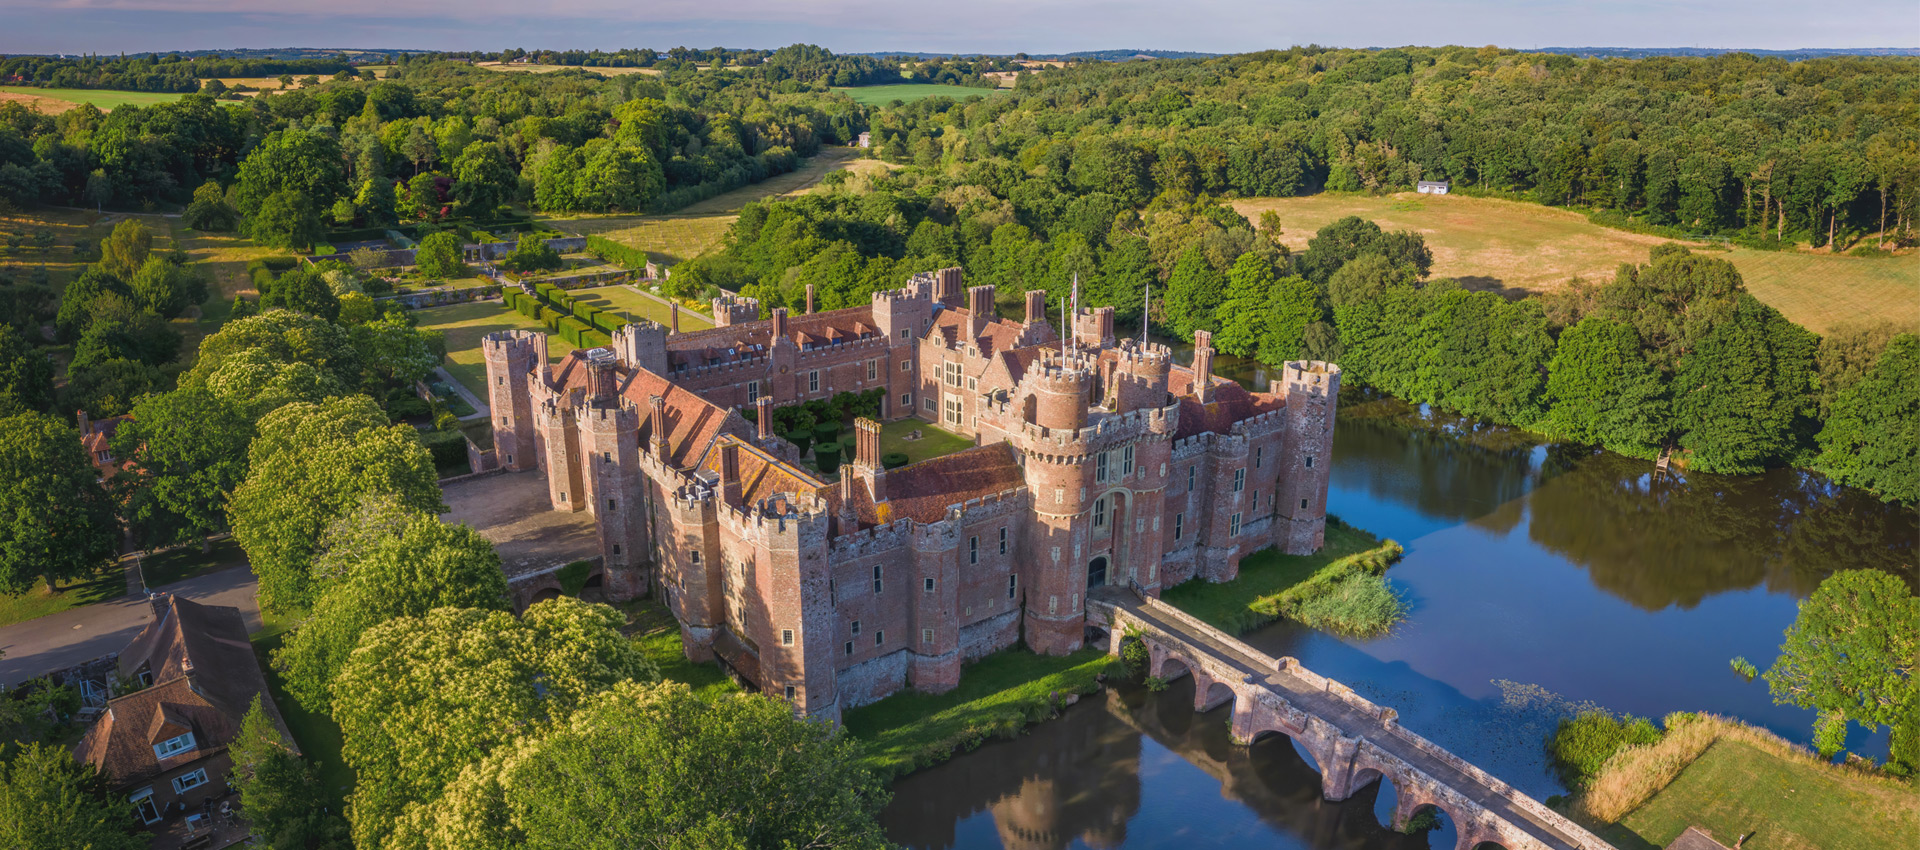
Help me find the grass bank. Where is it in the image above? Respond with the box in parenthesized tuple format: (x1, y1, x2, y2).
(1161, 521, 1405, 636)
(1559, 713, 1917, 850)
(0, 563, 124, 629)
(622, 600, 739, 701)
(0, 86, 186, 112)
(248, 623, 354, 805)
(842, 647, 1113, 778)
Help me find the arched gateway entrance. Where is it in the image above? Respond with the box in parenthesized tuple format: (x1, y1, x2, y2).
(1088, 556, 1108, 589)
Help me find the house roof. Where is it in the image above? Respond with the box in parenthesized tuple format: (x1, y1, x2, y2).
(1167, 364, 1285, 440)
(545, 348, 752, 471)
(698, 435, 830, 508)
(662, 305, 882, 370)
(75, 596, 295, 790)
(858, 442, 1026, 525)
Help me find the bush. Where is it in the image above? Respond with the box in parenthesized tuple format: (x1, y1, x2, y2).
(815, 441, 842, 475)
(417, 428, 469, 473)
(881, 452, 909, 469)
(785, 431, 813, 456)
(557, 560, 594, 596)
(813, 421, 841, 444)
(585, 235, 651, 271)
(503, 236, 564, 272)
(1548, 710, 1664, 790)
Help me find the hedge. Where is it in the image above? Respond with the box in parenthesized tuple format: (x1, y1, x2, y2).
(595, 313, 628, 335)
(585, 235, 651, 271)
(881, 452, 910, 469)
(576, 304, 600, 328)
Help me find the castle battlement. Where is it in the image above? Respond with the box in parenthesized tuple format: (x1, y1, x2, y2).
(1229, 408, 1286, 438)
(671, 355, 771, 381)
(796, 335, 888, 360)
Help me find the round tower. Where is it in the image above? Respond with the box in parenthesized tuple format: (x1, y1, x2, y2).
(1112, 340, 1173, 413)
(1026, 353, 1094, 432)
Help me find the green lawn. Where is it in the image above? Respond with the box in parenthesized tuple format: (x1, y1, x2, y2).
(139, 537, 247, 590)
(1603, 739, 1918, 850)
(623, 601, 739, 700)
(879, 419, 975, 465)
(1160, 522, 1391, 634)
(0, 564, 124, 629)
(0, 86, 187, 111)
(249, 628, 355, 805)
(843, 647, 1114, 778)
(568, 284, 715, 330)
(412, 300, 576, 397)
(832, 84, 1006, 106)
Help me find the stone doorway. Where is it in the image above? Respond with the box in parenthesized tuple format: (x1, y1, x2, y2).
(1087, 556, 1108, 590)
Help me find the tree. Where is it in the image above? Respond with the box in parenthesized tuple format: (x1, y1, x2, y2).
(1541, 317, 1670, 458)
(248, 189, 326, 251)
(0, 412, 119, 594)
(1299, 216, 1431, 284)
(1764, 570, 1919, 771)
(113, 387, 253, 550)
(81, 168, 111, 212)
(1258, 275, 1322, 364)
(98, 218, 152, 279)
(234, 129, 349, 218)
(1814, 334, 1919, 504)
(1213, 253, 1278, 357)
(259, 266, 341, 321)
(1161, 245, 1225, 340)
(1328, 254, 1424, 391)
(1409, 289, 1554, 426)
(129, 255, 207, 318)
(184, 310, 363, 403)
(404, 172, 443, 221)
(1672, 295, 1818, 474)
(0, 324, 53, 416)
(1815, 320, 1903, 417)
(276, 498, 508, 714)
(54, 266, 130, 343)
(501, 236, 562, 273)
(227, 697, 352, 850)
(331, 600, 656, 849)
(182, 180, 237, 231)
(228, 396, 441, 614)
(414, 231, 465, 278)
(451, 142, 515, 217)
(395, 681, 891, 850)
(355, 178, 398, 227)
(0, 744, 144, 850)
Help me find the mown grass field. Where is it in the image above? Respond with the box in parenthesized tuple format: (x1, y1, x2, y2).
(622, 600, 739, 701)
(0, 86, 187, 111)
(1602, 738, 1917, 850)
(0, 564, 124, 629)
(832, 84, 1006, 106)
(568, 285, 715, 329)
(1229, 193, 1919, 333)
(879, 419, 974, 465)
(413, 301, 576, 396)
(1160, 522, 1388, 633)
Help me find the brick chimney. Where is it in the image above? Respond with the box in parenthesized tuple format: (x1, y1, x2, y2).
(853, 417, 886, 502)
(1192, 330, 1215, 404)
(757, 395, 775, 442)
(1024, 290, 1046, 326)
(805, 283, 816, 314)
(718, 439, 742, 505)
(669, 302, 680, 334)
(936, 267, 963, 305)
(967, 285, 995, 339)
(648, 395, 669, 457)
(772, 307, 789, 340)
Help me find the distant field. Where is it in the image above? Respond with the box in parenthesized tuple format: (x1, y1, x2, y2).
(1230, 193, 1919, 333)
(414, 301, 576, 396)
(832, 84, 1006, 106)
(0, 86, 186, 111)
(473, 62, 660, 76)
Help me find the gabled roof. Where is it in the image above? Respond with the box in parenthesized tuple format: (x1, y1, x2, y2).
(860, 442, 1026, 525)
(698, 435, 830, 508)
(623, 365, 753, 470)
(1168, 364, 1285, 440)
(75, 596, 294, 790)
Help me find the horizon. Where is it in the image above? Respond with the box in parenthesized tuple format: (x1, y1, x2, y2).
(1, 0, 1912, 57)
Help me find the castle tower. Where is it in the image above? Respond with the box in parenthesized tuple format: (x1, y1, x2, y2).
(1074, 306, 1115, 350)
(907, 512, 962, 692)
(1026, 353, 1094, 433)
(1191, 330, 1217, 404)
(756, 503, 838, 725)
(712, 294, 760, 326)
(538, 396, 585, 511)
(1275, 362, 1341, 554)
(481, 330, 546, 472)
(1113, 340, 1173, 414)
(612, 320, 668, 377)
(1013, 353, 1100, 654)
(580, 394, 645, 596)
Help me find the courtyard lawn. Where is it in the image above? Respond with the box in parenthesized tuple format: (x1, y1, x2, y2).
(138, 537, 247, 590)
(0, 86, 187, 112)
(249, 629, 354, 805)
(0, 564, 125, 629)
(1227, 192, 1919, 333)
(832, 84, 1007, 106)
(1596, 731, 1918, 850)
(842, 647, 1114, 778)
(568, 284, 715, 330)
(622, 601, 739, 701)
(414, 300, 576, 397)
(879, 419, 975, 465)
(1160, 522, 1394, 634)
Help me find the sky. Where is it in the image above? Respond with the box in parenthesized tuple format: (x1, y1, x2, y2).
(1, 0, 1913, 56)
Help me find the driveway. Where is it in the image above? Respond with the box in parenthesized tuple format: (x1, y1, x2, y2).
(0, 565, 261, 688)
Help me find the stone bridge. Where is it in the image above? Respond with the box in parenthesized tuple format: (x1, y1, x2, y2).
(1086, 589, 1615, 850)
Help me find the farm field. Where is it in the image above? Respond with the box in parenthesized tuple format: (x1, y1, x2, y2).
(0, 86, 186, 111)
(473, 62, 661, 75)
(568, 285, 715, 330)
(1229, 193, 1919, 333)
(832, 83, 1005, 106)
(413, 301, 577, 396)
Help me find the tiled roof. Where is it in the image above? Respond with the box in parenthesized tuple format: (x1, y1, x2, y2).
(621, 365, 752, 470)
(698, 436, 830, 507)
(869, 442, 1025, 525)
(80, 415, 126, 456)
(664, 305, 880, 368)
(75, 596, 294, 790)
(1168, 365, 1285, 440)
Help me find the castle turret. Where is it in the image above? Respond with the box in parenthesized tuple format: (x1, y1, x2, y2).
(482, 330, 546, 472)
(612, 320, 667, 377)
(712, 294, 760, 326)
(1191, 330, 1217, 404)
(1025, 353, 1094, 433)
(1276, 361, 1341, 554)
(1074, 306, 1115, 350)
(580, 393, 644, 590)
(1113, 340, 1173, 414)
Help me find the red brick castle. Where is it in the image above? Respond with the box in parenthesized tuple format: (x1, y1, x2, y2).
(482, 268, 1340, 723)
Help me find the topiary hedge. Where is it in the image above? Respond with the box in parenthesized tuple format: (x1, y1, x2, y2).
(881, 452, 909, 469)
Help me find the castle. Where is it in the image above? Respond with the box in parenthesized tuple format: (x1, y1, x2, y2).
(481, 268, 1340, 724)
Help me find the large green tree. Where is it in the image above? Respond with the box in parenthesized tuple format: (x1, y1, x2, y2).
(235, 129, 350, 217)
(0, 744, 144, 850)
(1161, 245, 1226, 340)
(1764, 570, 1919, 770)
(413, 231, 465, 279)
(129, 255, 207, 318)
(450, 141, 516, 217)
(0, 413, 119, 594)
(113, 387, 253, 550)
(277, 498, 507, 714)
(1814, 334, 1919, 504)
(331, 600, 656, 849)
(227, 698, 352, 850)
(228, 395, 441, 614)
(1672, 294, 1819, 474)
(1541, 317, 1670, 458)
(248, 189, 327, 250)
(0, 324, 53, 416)
(184, 310, 363, 404)
(393, 681, 891, 850)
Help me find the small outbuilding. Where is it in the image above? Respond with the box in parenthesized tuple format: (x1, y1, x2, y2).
(1416, 180, 1450, 195)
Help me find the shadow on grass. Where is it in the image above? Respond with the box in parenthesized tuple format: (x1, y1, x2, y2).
(140, 538, 247, 590)
(249, 629, 355, 806)
(0, 564, 125, 629)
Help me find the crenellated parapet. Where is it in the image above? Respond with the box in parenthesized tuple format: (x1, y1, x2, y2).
(712, 294, 761, 326)
(1013, 399, 1181, 459)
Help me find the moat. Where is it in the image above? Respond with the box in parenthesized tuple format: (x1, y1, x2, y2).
(881, 354, 1918, 850)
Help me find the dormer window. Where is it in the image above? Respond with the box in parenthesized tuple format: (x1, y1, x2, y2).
(153, 733, 196, 759)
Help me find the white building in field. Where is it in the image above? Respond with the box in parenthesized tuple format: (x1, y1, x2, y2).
(1416, 180, 1450, 195)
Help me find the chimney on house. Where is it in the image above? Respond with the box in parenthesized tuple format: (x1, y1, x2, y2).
(1024, 290, 1046, 326)
(718, 439, 742, 505)
(587, 348, 618, 402)
(669, 303, 680, 334)
(648, 395, 669, 457)
(853, 417, 886, 502)
(772, 307, 789, 341)
(805, 284, 816, 314)
(1192, 330, 1216, 404)
(76, 409, 91, 441)
(936, 267, 962, 305)
(967, 285, 995, 339)
(755, 395, 773, 442)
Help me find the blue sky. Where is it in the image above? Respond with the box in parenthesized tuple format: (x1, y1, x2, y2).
(1, 0, 1912, 56)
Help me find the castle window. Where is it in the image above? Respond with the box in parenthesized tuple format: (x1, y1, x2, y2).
(1123, 445, 1135, 476)
(999, 527, 1008, 555)
(1008, 575, 1017, 599)
(868, 359, 878, 381)
(501, 416, 508, 426)
(944, 396, 963, 426)
(923, 628, 934, 645)
(968, 377, 977, 390)
(875, 630, 885, 646)
(1230, 513, 1243, 536)
(497, 377, 504, 386)
(607, 498, 616, 510)
(1301, 498, 1309, 510)
(828, 578, 835, 601)
(152, 733, 196, 760)
(507, 455, 513, 464)
(785, 685, 796, 700)
(690, 550, 701, 565)
(1188, 465, 1196, 493)
(1093, 498, 1107, 528)
(1306, 455, 1314, 469)
(851, 620, 860, 636)
(603, 451, 611, 461)
(845, 641, 854, 656)
(1254, 447, 1263, 468)
(781, 629, 794, 646)
(901, 392, 912, 410)
(1049, 595, 1057, 614)
(925, 577, 936, 592)
(1054, 488, 1063, 504)
(924, 396, 936, 412)
(747, 380, 759, 399)
(1234, 469, 1246, 493)
(1251, 491, 1259, 513)
(1096, 452, 1109, 483)
(969, 536, 978, 564)
(872, 565, 883, 595)
(612, 545, 620, 555)
(808, 370, 820, 393)
(559, 491, 567, 502)
(1174, 513, 1184, 541)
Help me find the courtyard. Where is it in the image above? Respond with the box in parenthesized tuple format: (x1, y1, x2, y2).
(440, 470, 598, 579)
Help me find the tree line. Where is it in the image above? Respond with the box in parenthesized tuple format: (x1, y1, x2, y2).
(0, 53, 355, 93)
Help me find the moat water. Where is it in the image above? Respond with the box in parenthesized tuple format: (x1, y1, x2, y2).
(882, 353, 1917, 850)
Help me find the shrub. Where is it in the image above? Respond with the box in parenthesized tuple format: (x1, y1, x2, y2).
(504, 236, 564, 272)
(417, 428, 468, 473)
(815, 441, 842, 475)
(785, 431, 813, 456)
(881, 452, 909, 469)
(1548, 710, 1664, 790)
(813, 421, 841, 444)
(1730, 656, 1758, 680)
(556, 560, 594, 596)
